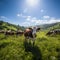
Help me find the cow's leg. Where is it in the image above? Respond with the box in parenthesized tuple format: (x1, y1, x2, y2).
(32, 38, 36, 46)
(32, 33, 36, 46)
(28, 37, 31, 44)
(25, 37, 27, 42)
(33, 39, 35, 46)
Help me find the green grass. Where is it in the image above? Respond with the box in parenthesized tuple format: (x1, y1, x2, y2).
(0, 21, 25, 31)
(0, 31, 60, 60)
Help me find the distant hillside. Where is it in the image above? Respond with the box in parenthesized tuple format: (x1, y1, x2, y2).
(37, 22, 60, 30)
(0, 20, 25, 31)
(0, 20, 60, 31)
(49, 22, 60, 30)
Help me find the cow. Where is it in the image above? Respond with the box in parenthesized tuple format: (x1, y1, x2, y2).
(54, 29, 60, 34)
(0, 30, 5, 34)
(24, 28, 33, 39)
(24, 27, 40, 46)
(46, 31, 54, 35)
(16, 30, 24, 36)
(46, 29, 60, 36)
(5, 30, 15, 35)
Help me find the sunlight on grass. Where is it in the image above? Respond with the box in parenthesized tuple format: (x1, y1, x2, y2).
(0, 31, 60, 60)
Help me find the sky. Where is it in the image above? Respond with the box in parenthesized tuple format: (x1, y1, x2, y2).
(0, 0, 60, 26)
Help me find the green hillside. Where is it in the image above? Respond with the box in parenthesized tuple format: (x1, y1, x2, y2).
(0, 31, 60, 60)
(49, 22, 60, 30)
(0, 21, 25, 31)
(37, 22, 60, 30)
(0, 21, 60, 60)
(0, 20, 60, 31)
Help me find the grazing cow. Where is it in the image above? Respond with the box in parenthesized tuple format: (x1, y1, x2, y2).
(46, 29, 60, 36)
(46, 31, 54, 35)
(54, 29, 60, 34)
(0, 30, 5, 34)
(16, 30, 23, 36)
(5, 30, 15, 35)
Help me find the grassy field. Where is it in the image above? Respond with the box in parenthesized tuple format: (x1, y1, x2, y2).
(0, 31, 60, 60)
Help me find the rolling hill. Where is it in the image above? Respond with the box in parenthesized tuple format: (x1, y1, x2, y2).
(36, 22, 60, 30)
(0, 30, 60, 60)
(0, 21, 60, 60)
(0, 20, 60, 31)
(0, 20, 25, 31)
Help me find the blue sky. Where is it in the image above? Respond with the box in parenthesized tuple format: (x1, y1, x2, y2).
(0, 0, 60, 26)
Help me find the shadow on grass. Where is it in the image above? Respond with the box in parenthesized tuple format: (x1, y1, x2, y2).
(24, 40, 42, 60)
(0, 42, 10, 50)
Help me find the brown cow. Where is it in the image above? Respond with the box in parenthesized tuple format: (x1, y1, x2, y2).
(16, 30, 23, 36)
(5, 30, 15, 35)
(24, 28, 33, 39)
(24, 27, 40, 38)
(24, 27, 40, 45)
(0, 30, 5, 34)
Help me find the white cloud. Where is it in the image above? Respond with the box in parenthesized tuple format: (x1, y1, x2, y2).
(0, 16, 7, 19)
(0, 16, 9, 21)
(21, 16, 60, 26)
(26, 16, 31, 21)
(17, 13, 23, 17)
(40, 9, 44, 12)
(17, 13, 27, 18)
(16, 13, 60, 26)
(21, 22, 31, 26)
(0, 16, 12, 23)
(47, 19, 60, 24)
(17, 14, 20, 17)
(43, 15, 50, 19)
(17, 13, 32, 21)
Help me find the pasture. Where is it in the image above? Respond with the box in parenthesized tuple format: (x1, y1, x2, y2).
(0, 31, 60, 60)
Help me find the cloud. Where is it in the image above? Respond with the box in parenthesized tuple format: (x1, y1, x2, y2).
(17, 14, 20, 17)
(0, 16, 8, 20)
(17, 13, 23, 17)
(17, 13, 27, 18)
(43, 15, 50, 19)
(17, 13, 32, 20)
(0, 16, 7, 19)
(26, 16, 32, 21)
(47, 18, 60, 24)
(16, 13, 60, 26)
(40, 9, 44, 12)
(21, 21, 31, 26)
(0, 16, 13, 23)
(21, 16, 60, 26)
